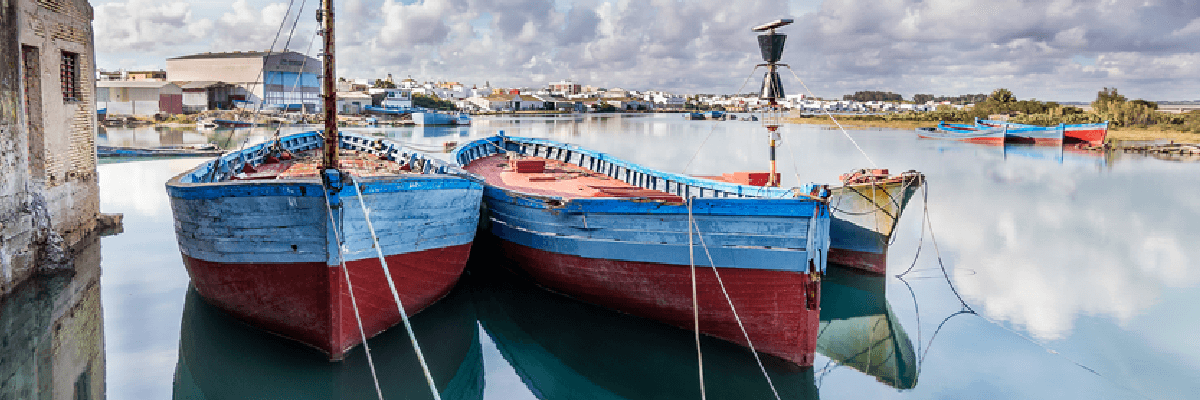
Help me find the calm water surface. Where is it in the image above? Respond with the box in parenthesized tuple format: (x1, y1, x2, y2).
(83, 114, 1200, 399)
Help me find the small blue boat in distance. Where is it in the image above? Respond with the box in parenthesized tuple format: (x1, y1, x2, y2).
(412, 111, 471, 126)
(979, 118, 1063, 145)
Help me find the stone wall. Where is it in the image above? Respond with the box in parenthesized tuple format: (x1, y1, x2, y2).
(1, 0, 100, 295)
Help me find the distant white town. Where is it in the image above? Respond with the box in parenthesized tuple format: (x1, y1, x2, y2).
(94, 51, 949, 118)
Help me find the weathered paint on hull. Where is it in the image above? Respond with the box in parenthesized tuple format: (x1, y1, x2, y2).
(828, 174, 923, 275)
(182, 243, 471, 358)
(166, 130, 484, 360)
(454, 134, 830, 366)
(499, 240, 821, 366)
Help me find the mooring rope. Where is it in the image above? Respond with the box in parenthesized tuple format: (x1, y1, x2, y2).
(682, 66, 761, 174)
(892, 182, 1153, 399)
(686, 199, 708, 400)
(321, 181, 386, 400)
(783, 66, 877, 169)
(687, 198, 783, 400)
(349, 176, 443, 400)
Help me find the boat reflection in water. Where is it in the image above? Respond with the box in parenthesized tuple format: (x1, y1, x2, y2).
(172, 284, 483, 400)
(0, 236, 105, 399)
(817, 265, 918, 389)
(470, 267, 817, 400)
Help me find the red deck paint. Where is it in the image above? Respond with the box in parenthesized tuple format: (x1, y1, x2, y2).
(465, 154, 678, 200)
(499, 240, 820, 366)
(183, 243, 472, 359)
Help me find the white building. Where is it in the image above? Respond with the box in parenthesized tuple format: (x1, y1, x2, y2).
(96, 81, 183, 116)
(166, 51, 321, 112)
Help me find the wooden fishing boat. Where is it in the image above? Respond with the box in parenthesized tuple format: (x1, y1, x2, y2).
(412, 111, 471, 126)
(1063, 122, 1109, 146)
(470, 266, 817, 399)
(827, 169, 924, 275)
(454, 133, 829, 366)
(978, 119, 1063, 145)
(915, 123, 1006, 145)
(165, 0, 483, 360)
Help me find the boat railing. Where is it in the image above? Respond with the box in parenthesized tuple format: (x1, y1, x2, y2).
(179, 131, 472, 184)
(454, 135, 817, 200)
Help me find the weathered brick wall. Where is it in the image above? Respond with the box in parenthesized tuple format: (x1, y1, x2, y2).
(2, 0, 100, 294)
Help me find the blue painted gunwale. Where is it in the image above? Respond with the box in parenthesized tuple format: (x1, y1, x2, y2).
(915, 125, 1007, 141)
(979, 119, 1064, 142)
(167, 130, 485, 265)
(453, 134, 830, 273)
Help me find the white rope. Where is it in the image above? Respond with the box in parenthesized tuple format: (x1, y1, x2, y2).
(350, 175, 443, 400)
(686, 198, 708, 400)
(321, 180, 386, 400)
(783, 66, 878, 169)
(687, 198, 782, 400)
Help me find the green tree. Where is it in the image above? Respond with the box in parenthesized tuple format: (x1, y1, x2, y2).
(989, 88, 1016, 103)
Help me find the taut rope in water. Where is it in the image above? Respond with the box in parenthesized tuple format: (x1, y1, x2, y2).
(893, 182, 1153, 399)
(321, 182, 386, 400)
(687, 198, 783, 400)
(350, 176, 443, 400)
(686, 199, 708, 400)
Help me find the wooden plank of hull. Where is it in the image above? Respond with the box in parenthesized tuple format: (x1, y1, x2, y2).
(498, 239, 821, 366)
(182, 243, 472, 359)
(167, 130, 484, 359)
(457, 134, 829, 364)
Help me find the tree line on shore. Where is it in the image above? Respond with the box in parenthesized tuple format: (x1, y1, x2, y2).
(833, 88, 1200, 133)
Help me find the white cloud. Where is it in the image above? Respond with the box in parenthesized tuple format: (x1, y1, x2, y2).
(92, 0, 1200, 100)
(95, 0, 213, 52)
(936, 156, 1199, 340)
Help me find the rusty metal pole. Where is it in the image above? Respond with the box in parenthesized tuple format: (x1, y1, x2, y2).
(321, 0, 338, 170)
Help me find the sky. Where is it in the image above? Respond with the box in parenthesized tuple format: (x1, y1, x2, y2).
(92, 0, 1200, 102)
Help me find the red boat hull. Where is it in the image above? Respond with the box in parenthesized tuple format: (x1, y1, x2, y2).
(828, 248, 887, 275)
(1065, 128, 1107, 146)
(499, 240, 821, 366)
(182, 243, 472, 359)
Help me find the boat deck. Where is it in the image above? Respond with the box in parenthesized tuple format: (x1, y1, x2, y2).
(232, 149, 411, 180)
(464, 154, 683, 201)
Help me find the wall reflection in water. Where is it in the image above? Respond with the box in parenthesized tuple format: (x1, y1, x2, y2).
(0, 235, 105, 399)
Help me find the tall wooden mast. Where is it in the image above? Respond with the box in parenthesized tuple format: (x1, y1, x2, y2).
(320, 0, 338, 169)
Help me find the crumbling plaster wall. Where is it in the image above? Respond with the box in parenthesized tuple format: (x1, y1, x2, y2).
(1, 0, 100, 295)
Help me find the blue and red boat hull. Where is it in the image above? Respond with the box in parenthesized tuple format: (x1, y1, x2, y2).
(167, 131, 483, 359)
(456, 135, 829, 366)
